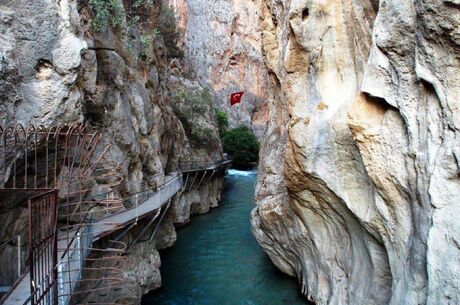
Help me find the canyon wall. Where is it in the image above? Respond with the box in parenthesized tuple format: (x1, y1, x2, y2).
(0, 0, 226, 303)
(251, 1, 459, 305)
(0, 0, 222, 189)
(167, 0, 271, 138)
(2, 0, 459, 304)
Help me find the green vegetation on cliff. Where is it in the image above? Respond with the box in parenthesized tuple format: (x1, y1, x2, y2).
(172, 88, 219, 148)
(216, 110, 229, 137)
(82, 0, 183, 59)
(222, 126, 259, 169)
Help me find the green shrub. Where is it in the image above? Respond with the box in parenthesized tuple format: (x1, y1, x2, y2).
(172, 88, 218, 148)
(86, 0, 127, 32)
(83, 0, 155, 31)
(83, 0, 184, 60)
(175, 89, 209, 117)
(191, 127, 214, 146)
(188, 93, 208, 116)
(216, 110, 229, 136)
(140, 29, 161, 56)
(222, 126, 259, 169)
(158, 3, 184, 59)
(175, 110, 191, 133)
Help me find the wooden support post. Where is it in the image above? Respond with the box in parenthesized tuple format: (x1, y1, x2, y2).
(149, 199, 173, 241)
(182, 173, 190, 192)
(128, 209, 161, 249)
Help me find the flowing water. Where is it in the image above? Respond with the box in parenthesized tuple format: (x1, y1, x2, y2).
(142, 170, 308, 305)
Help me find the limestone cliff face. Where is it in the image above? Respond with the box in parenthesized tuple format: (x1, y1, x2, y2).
(0, 0, 222, 188)
(0, 0, 225, 304)
(251, 1, 459, 305)
(167, 0, 271, 138)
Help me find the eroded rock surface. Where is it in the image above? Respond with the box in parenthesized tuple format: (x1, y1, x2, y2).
(167, 0, 271, 138)
(0, 0, 226, 304)
(251, 1, 460, 305)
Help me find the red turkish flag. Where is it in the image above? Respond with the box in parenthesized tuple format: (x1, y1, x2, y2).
(230, 91, 244, 106)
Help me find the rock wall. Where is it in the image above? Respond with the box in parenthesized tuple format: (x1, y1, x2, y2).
(0, 0, 221, 189)
(0, 0, 226, 303)
(251, 1, 459, 305)
(167, 0, 271, 138)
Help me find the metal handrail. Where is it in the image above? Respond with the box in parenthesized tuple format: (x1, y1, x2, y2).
(95, 173, 182, 223)
(172, 158, 232, 172)
(3, 157, 231, 305)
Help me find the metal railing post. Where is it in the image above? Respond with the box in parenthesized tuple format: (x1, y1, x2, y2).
(17, 234, 21, 278)
(28, 190, 58, 305)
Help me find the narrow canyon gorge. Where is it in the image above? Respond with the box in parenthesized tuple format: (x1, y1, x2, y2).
(0, 0, 459, 305)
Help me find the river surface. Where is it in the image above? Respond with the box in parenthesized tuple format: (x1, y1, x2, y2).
(142, 170, 308, 305)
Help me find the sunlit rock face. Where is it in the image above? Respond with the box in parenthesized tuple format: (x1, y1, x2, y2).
(167, 0, 271, 138)
(251, 0, 459, 305)
(0, 0, 86, 125)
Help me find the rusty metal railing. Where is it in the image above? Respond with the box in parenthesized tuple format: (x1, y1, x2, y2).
(0, 224, 28, 303)
(0, 123, 112, 190)
(57, 213, 94, 305)
(0, 123, 124, 305)
(28, 190, 58, 305)
(1, 122, 231, 305)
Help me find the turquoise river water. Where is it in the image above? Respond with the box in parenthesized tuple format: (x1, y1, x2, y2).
(142, 170, 309, 305)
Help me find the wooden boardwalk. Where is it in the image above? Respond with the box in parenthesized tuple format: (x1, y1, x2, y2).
(2, 273, 30, 305)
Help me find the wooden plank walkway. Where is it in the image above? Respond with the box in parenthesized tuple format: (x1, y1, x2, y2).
(3, 236, 75, 305)
(2, 274, 29, 305)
